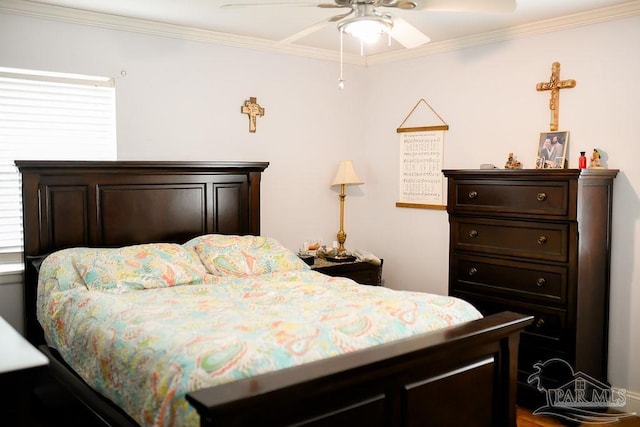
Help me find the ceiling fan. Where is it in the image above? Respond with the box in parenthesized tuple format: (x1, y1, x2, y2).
(222, 0, 517, 50)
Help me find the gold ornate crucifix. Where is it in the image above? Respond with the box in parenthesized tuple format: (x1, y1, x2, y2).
(536, 62, 576, 131)
(241, 97, 264, 133)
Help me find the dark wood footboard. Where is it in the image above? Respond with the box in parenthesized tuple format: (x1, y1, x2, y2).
(188, 311, 532, 427)
(36, 312, 530, 427)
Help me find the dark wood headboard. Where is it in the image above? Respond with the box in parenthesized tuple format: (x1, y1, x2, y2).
(16, 160, 269, 344)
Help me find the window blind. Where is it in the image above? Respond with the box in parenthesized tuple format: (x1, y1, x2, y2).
(0, 67, 117, 261)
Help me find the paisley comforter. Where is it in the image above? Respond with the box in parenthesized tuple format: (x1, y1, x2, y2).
(37, 238, 481, 427)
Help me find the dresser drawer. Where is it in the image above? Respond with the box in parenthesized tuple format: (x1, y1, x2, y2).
(518, 344, 568, 377)
(451, 254, 567, 305)
(450, 179, 570, 217)
(453, 292, 567, 345)
(451, 217, 570, 262)
(517, 342, 574, 406)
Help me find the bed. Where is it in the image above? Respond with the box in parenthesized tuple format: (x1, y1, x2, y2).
(18, 160, 533, 427)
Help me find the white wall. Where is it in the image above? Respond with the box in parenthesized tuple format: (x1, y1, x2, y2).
(1, 9, 638, 408)
(0, 12, 369, 253)
(356, 16, 640, 405)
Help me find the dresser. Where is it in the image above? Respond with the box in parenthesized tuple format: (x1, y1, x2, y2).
(311, 258, 383, 286)
(443, 169, 617, 405)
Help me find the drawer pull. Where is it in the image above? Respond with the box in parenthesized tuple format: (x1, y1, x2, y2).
(537, 192, 547, 201)
(468, 267, 478, 276)
(469, 229, 479, 238)
(535, 318, 546, 329)
(537, 236, 548, 244)
(468, 190, 478, 199)
(536, 278, 546, 287)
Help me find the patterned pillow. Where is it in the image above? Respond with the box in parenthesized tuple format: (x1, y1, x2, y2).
(38, 249, 86, 292)
(73, 243, 208, 292)
(184, 234, 309, 277)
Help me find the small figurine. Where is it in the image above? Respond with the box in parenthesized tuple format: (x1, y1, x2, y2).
(505, 153, 522, 169)
(589, 148, 602, 168)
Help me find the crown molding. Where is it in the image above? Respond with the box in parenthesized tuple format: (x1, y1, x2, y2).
(367, 1, 640, 65)
(0, 0, 366, 65)
(2, 0, 640, 67)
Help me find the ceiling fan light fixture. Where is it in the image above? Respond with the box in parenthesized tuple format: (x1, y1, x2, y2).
(338, 14, 392, 44)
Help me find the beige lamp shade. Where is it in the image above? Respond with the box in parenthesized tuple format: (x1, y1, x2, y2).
(331, 160, 364, 186)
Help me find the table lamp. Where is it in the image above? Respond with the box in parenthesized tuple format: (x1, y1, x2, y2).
(331, 160, 363, 255)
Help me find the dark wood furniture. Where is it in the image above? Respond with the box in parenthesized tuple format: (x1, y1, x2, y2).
(443, 168, 618, 406)
(311, 258, 383, 285)
(0, 316, 49, 425)
(18, 160, 532, 427)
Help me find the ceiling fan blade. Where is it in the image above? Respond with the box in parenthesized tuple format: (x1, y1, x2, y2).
(329, 10, 354, 22)
(318, 0, 351, 7)
(222, 1, 351, 8)
(379, 1, 418, 10)
(277, 16, 335, 45)
(390, 16, 430, 48)
(221, 2, 322, 8)
(413, 0, 516, 13)
(278, 7, 353, 44)
(318, 4, 351, 8)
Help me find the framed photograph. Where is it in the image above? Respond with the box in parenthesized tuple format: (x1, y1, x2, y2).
(536, 131, 569, 169)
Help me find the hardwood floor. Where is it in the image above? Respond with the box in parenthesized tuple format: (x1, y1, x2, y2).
(517, 406, 640, 427)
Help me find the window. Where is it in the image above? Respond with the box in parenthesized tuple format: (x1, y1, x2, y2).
(0, 67, 117, 266)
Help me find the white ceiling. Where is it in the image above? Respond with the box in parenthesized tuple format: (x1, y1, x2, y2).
(4, 0, 640, 63)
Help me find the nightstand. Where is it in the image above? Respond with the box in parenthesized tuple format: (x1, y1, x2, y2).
(311, 258, 383, 286)
(0, 316, 49, 425)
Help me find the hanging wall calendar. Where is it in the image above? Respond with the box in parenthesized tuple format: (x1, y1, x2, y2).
(396, 99, 449, 210)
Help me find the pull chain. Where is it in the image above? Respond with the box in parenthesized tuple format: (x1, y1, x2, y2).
(338, 29, 345, 90)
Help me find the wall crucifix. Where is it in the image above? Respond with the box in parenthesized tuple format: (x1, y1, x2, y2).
(241, 97, 264, 133)
(536, 62, 576, 131)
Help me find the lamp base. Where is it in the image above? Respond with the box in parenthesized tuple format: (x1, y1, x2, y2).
(336, 229, 347, 254)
